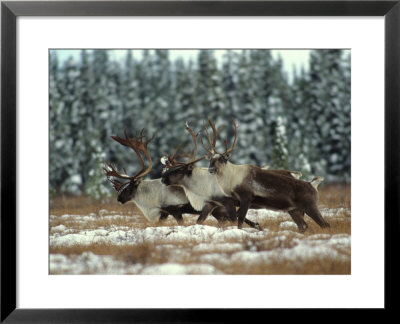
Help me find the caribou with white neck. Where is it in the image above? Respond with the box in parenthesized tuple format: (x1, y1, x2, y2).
(203, 119, 330, 232)
(161, 123, 261, 229)
(104, 129, 198, 224)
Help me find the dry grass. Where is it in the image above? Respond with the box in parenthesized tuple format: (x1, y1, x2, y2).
(49, 184, 351, 275)
(50, 241, 170, 265)
(225, 257, 351, 275)
(50, 195, 136, 216)
(318, 183, 351, 209)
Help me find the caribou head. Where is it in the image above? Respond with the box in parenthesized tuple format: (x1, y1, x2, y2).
(201, 118, 238, 175)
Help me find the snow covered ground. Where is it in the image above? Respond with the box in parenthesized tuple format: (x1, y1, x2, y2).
(49, 208, 351, 275)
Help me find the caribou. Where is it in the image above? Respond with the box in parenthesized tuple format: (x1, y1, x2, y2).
(104, 129, 231, 225)
(202, 119, 330, 232)
(104, 129, 197, 224)
(161, 123, 262, 229)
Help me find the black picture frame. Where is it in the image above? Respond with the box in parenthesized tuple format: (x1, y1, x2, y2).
(1, 0, 398, 322)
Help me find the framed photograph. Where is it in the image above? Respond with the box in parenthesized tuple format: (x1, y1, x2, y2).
(1, 0, 398, 322)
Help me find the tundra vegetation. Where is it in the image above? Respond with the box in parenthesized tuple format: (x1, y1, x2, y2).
(49, 184, 350, 275)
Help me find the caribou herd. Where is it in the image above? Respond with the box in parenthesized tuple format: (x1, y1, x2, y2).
(104, 119, 330, 232)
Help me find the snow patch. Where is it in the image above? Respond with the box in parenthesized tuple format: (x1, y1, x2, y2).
(50, 253, 143, 275)
(51, 224, 67, 232)
(279, 221, 298, 230)
(49, 208, 351, 274)
(141, 263, 222, 275)
(193, 242, 243, 253)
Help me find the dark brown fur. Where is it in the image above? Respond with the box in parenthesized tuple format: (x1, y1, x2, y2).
(214, 163, 329, 232)
(203, 118, 328, 231)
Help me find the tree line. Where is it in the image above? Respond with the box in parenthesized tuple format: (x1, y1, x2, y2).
(49, 49, 350, 199)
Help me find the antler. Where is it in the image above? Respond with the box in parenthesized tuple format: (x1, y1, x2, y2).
(224, 118, 238, 155)
(110, 129, 147, 179)
(103, 163, 131, 191)
(162, 122, 205, 170)
(134, 129, 155, 178)
(104, 129, 155, 188)
(200, 119, 219, 155)
(201, 118, 238, 156)
(179, 122, 199, 161)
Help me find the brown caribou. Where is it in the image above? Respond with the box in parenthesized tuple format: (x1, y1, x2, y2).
(203, 119, 330, 232)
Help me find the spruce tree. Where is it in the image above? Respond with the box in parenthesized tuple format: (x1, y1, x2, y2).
(289, 66, 312, 177)
(232, 50, 263, 165)
(303, 49, 351, 181)
(197, 50, 227, 122)
(248, 50, 282, 165)
(271, 116, 289, 170)
(49, 51, 63, 194)
(169, 58, 201, 163)
(57, 56, 83, 194)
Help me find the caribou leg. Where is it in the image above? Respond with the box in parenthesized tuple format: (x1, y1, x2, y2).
(244, 218, 263, 231)
(304, 205, 330, 228)
(196, 203, 218, 224)
(237, 195, 251, 229)
(171, 213, 184, 225)
(158, 212, 169, 223)
(288, 209, 308, 232)
(158, 211, 184, 225)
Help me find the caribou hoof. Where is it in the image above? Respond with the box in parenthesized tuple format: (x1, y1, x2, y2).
(254, 223, 263, 231)
(298, 224, 308, 233)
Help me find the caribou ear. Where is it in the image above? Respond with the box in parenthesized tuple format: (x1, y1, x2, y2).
(223, 152, 231, 160)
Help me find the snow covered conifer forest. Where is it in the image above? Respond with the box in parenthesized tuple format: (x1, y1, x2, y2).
(49, 49, 351, 199)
